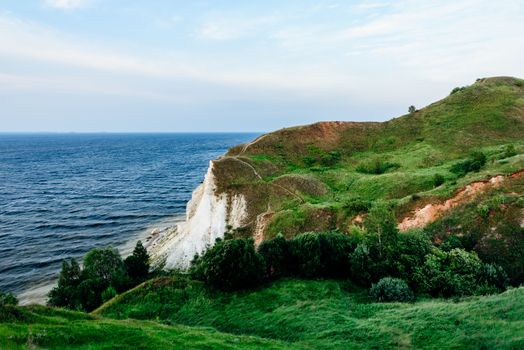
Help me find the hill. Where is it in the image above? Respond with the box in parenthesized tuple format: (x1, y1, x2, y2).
(169, 76, 522, 282)
(92, 277, 523, 349)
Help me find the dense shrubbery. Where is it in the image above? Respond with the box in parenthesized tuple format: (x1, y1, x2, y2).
(191, 200, 510, 301)
(369, 277, 414, 302)
(48, 241, 150, 311)
(413, 248, 508, 297)
(450, 151, 487, 176)
(288, 232, 356, 278)
(170, 193, 519, 303)
(0, 291, 18, 306)
(190, 238, 265, 291)
(257, 234, 290, 279)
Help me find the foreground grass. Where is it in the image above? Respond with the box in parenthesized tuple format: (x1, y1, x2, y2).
(96, 277, 524, 349)
(0, 304, 299, 349)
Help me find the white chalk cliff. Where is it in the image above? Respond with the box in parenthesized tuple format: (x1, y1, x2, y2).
(147, 160, 247, 269)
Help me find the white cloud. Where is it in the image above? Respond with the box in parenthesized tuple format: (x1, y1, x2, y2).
(197, 14, 279, 40)
(44, 0, 91, 10)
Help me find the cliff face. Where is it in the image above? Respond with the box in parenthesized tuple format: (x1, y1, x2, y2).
(148, 161, 248, 269)
(152, 76, 524, 271)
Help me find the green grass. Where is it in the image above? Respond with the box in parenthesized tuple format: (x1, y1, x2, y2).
(95, 277, 524, 349)
(0, 304, 298, 349)
(219, 78, 524, 240)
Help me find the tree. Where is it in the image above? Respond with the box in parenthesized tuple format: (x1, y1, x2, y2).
(0, 291, 18, 306)
(408, 105, 416, 114)
(191, 238, 265, 291)
(364, 201, 399, 261)
(125, 240, 150, 284)
(257, 234, 290, 279)
(48, 258, 83, 310)
(82, 247, 128, 291)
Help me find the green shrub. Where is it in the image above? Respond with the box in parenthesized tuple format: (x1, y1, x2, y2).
(342, 197, 372, 215)
(501, 144, 517, 159)
(369, 277, 414, 302)
(258, 234, 291, 279)
(289, 232, 356, 278)
(450, 151, 487, 176)
(413, 248, 506, 297)
(450, 86, 467, 95)
(0, 291, 18, 306)
(320, 150, 342, 166)
(101, 286, 117, 303)
(356, 158, 400, 174)
(190, 238, 265, 291)
(394, 230, 432, 280)
(433, 173, 445, 187)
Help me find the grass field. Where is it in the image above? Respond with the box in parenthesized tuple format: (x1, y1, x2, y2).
(94, 277, 524, 350)
(2, 278, 523, 349)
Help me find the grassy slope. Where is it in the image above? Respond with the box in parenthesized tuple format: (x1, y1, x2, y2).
(217, 77, 524, 239)
(0, 304, 297, 350)
(95, 277, 524, 350)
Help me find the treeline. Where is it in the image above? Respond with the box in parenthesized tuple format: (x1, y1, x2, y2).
(190, 202, 509, 301)
(48, 241, 150, 311)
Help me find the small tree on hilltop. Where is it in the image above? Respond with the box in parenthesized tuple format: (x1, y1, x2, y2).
(408, 105, 416, 114)
(125, 240, 150, 284)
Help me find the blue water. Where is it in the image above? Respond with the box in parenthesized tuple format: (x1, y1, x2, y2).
(0, 133, 257, 301)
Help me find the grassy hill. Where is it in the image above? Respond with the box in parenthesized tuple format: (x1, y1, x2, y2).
(3, 277, 520, 350)
(2, 77, 523, 349)
(0, 302, 295, 349)
(211, 76, 524, 283)
(2, 278, 523, 349)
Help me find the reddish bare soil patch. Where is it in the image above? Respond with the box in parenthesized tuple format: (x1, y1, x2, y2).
(399, 171, 523, 231)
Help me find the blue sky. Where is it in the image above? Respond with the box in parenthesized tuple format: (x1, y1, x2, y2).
(1, 0, 523, 132)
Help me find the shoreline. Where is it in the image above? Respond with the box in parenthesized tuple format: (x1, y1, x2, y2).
(16, 214, 185, 305)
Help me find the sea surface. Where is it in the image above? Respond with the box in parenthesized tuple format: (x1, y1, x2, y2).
(0, 133, 258, 304)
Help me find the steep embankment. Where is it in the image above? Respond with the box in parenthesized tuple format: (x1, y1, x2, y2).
(152, 76, 524, 274)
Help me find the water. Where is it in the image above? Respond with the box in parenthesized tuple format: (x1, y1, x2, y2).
(0, 133, 257, 303)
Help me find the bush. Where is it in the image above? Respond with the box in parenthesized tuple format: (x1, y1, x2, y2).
(501, 144, 517, 159)
(408, 105, 416, 114)
(101, 286, 117, 303)
(320, 151, 342, 166)
(356, 158, 399, 175)
(369, 277, 414, 302)
(190, 238, 265, 291)
(342, 197, 372, 215)
(450, 86, 467, 95)
(433, 173, 445, 187)
(394, 230, 432, 280)
(289, 232, 356, 278)
(450, 152, 486, 176)
(0, 291, 18, 306)
(413, 248, 506, 297)
(258, 234, 291, 279)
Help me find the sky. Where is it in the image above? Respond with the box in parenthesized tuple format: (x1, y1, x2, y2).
(0, 0, 523, 132)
